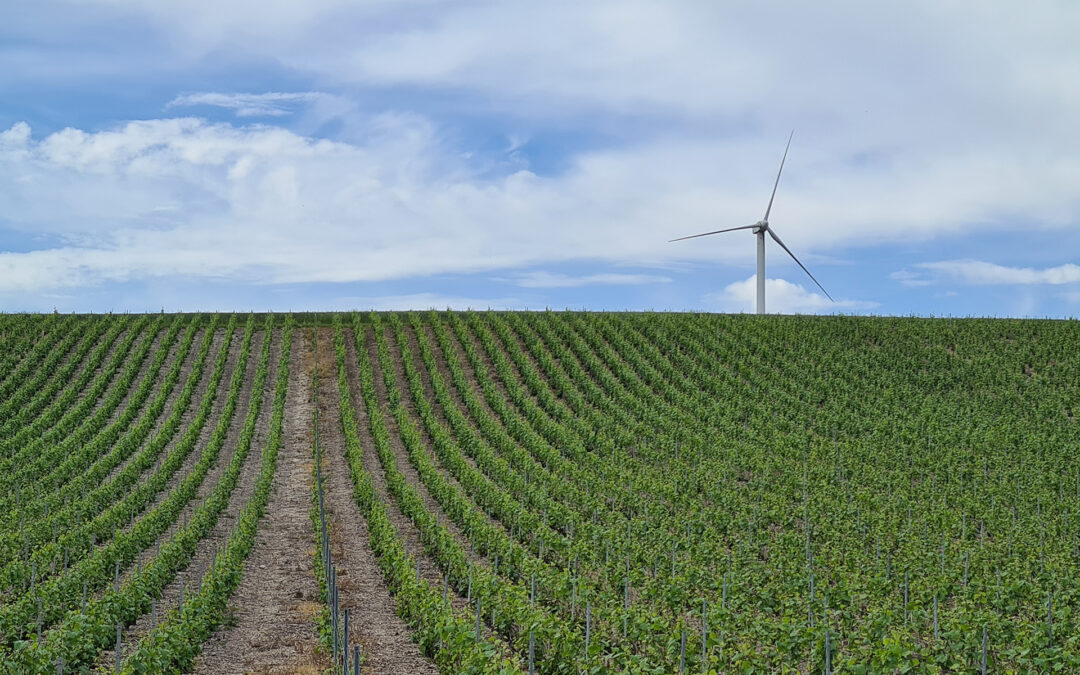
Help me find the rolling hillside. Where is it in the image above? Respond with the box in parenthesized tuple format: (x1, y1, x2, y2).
(1, 311, 1077, 673)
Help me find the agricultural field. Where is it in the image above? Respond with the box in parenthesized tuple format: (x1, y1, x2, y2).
(0, 311, 1078, 673)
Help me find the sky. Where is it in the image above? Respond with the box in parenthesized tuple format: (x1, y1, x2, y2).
(1, 1, 1079, 316)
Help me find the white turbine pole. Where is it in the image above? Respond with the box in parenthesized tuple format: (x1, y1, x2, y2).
(756, 228, 766, 314)
(670, 131, 833, 314)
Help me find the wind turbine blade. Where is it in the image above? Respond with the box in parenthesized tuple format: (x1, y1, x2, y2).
(767, 228, 834, 301)
(763, 129, 794, 222)
(668, 224, 758, 242)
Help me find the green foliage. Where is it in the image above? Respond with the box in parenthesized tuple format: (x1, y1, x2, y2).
(1, 311, 1078, 673)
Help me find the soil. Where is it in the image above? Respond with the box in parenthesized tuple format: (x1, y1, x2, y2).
(194, 328, 330, 674)
(315, 325, 439, 674)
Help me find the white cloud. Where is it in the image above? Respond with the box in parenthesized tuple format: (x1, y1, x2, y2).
(334, 293, 522, 311)
(890, 269, 935, 287)
(104, 1, 1079, 151)
(2, 1, 1080, 308)
(707, 276, 877, 314)
(1, 112, 1077, 302)
(914, 260, 1080, 285)
(168, 92, 330, 117)
(0, 122, 31, 149)
(510, 271, 671, 288)
(0, 116, 706, 294)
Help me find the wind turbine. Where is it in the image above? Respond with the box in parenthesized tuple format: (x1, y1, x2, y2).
(670, 131, 832, 314)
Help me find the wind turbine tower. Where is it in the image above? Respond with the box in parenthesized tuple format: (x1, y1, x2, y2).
(670, 131, 833, 314)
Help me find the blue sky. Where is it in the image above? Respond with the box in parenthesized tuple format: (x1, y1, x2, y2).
(2, 1, 1079, 316)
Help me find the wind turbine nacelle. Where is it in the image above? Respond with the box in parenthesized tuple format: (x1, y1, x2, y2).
(752, 220, 768, 234)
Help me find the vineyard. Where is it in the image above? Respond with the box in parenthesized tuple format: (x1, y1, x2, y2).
(0, 311, 1078, 673)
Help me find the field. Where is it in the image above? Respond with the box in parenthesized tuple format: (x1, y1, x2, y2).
(0, 311, 1077, 673)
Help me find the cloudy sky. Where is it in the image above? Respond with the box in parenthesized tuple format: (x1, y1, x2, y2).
(2, 1, 1079, 315)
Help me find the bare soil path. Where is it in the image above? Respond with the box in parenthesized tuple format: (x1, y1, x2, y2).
(315, 326, 438, 675)
(194, 326, 330, 675)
